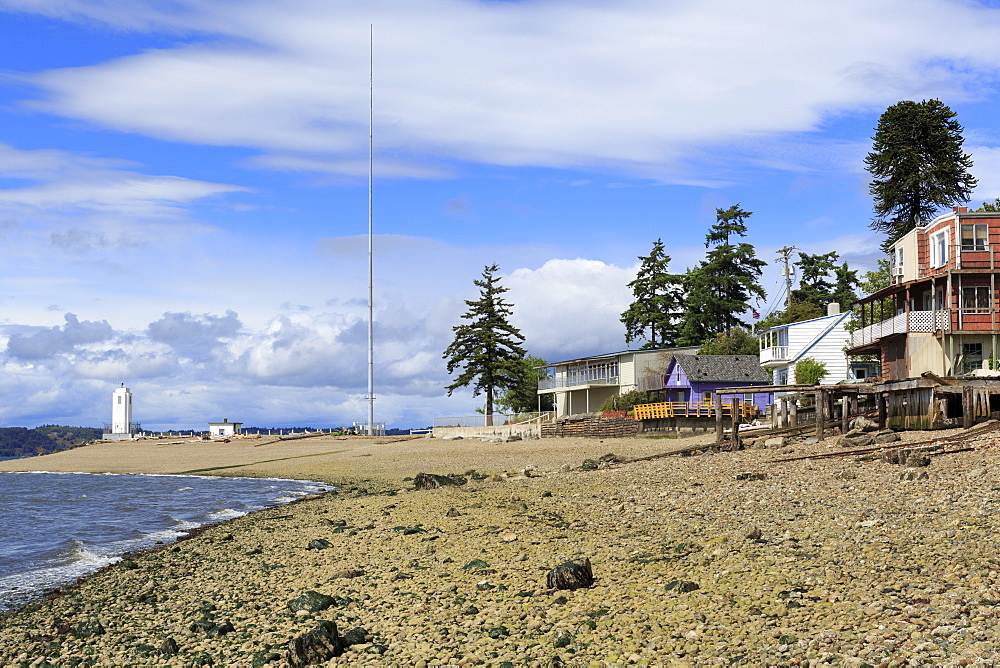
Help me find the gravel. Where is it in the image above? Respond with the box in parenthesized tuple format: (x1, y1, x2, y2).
(3, 429, 1000, 665)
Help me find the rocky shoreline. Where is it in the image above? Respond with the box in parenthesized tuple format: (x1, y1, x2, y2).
(3, 429, 1000, 665)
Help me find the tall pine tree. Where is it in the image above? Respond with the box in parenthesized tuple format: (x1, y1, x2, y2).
(620, 238, 685, 349)
(865, 99, 977, 250)
(443, 264, 526, 426)
(678, 205, 766, 346)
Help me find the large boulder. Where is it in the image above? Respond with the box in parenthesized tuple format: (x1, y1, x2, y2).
(286, 620, 343, 667)
(546, 557, 594, 591)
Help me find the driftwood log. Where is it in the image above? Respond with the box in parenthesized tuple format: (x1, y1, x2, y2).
(546, 557, 594, 591)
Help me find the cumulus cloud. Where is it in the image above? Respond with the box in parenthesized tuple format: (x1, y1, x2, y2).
(147, 310, 242, 363)
(5, 313, 114, 359)
(505, 258, 636, 361)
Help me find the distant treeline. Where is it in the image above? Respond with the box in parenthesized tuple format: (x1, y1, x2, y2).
(0, 425, 102, 458)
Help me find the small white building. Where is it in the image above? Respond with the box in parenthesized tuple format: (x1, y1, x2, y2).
(103, 384, 140, 441)
(759, 304, 877, 384)
(208, 419, 243, 437)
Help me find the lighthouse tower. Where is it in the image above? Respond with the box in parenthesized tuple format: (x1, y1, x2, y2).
(103, 384, 137, 440)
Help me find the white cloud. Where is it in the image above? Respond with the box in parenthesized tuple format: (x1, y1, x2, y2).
(506, 258, 635, 361)
(12, 0, 1000, 182)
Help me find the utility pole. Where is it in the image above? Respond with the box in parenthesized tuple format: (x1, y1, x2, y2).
(776, 246, 797, 309)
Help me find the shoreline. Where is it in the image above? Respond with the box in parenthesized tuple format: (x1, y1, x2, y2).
(3, 430, 1000, 664)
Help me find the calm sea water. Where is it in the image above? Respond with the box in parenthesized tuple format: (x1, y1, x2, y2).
(0, 470, 328, 611)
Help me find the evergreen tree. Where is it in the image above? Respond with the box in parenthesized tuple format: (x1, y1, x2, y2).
(497, 355, 554, 414)
(443, 264, 526, 426)
(790, 252, 859, 312)
(677, 205, 767, 345)
(791, 252, 838, 308)
(865, 99, 977, 250)
(830, 262, 859, 312)
(620, 238, 685, 348)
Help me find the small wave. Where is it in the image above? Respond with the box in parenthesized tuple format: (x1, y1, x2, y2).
(205, 508, 246, 522)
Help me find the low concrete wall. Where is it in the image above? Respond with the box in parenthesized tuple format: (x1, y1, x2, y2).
(433, 423, 541, 440)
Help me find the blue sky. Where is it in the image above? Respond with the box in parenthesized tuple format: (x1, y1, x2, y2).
(3, 0, 1000, 430)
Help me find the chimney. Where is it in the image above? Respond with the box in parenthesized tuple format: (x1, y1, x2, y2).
(954, 206, 968, 213)
(223, 418, 228, 423)
(827, 302, 841, 316)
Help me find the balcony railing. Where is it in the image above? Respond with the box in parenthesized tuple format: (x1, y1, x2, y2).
(850, 309, 950, 348)
(759, 346, 789, 364)
(538, 373, 619, 390)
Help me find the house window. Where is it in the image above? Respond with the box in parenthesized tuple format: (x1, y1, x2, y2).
(676, 390, 686, 403)
(853, 366, 868, 380)
(932, 231, 949, 268)
(775, 369, 788, 385)
(891, 246, 903, 276)
(702, 391, 712, 402)
(118, 396, 122, 404)
(963, 342, 984, 373)
(961, 224, 988, 251)
(961, 286, 991, 313)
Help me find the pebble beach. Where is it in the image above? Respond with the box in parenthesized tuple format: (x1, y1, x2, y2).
(2, 428, 1000, 666)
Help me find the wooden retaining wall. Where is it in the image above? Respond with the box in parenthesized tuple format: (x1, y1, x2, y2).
(541, 414, 641, 439)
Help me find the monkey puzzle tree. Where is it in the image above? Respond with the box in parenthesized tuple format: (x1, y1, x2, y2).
(866, 99, 977, 250)
(443, 264, 526, 426)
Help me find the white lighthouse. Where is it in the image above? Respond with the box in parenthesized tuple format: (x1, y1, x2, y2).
(103, 384, 138, 440)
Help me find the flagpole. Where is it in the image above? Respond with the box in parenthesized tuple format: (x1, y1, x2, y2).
(366, 24, 375, 436)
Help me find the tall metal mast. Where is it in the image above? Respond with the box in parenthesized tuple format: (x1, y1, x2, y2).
(366, 25, 375, 436)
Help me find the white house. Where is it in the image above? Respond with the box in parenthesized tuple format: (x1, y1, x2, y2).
(102, 384, 140, 441)
(537, 347, 698, 417)
(759, 304, 876, 384)
(208, 419, 243, 437)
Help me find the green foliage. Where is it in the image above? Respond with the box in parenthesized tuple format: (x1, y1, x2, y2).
(865, 99, 977, 250)
(0, 425, 100, 458)
(755, 302, 824, 333)
(599, 390, 652, 413)
(975, 198, 1000, 212)
(496, 355, 554, 414)
(697, 327, 759, 356)
(794, 358, 829, 386)
(443, 264, 527, 422)
(678, 205, 767, 346)
(792, 251, 838, 308)
(790, 252, 858, 313)
(620, 239, 685, 348)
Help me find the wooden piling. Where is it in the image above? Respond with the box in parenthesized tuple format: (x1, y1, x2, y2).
(815, 389, 826, 440)
(789, 398, 798, 428)
(731, 398, 742, 450)
(877, 393, 887, 430)
(714, 393, 724, 442)
(780, 397, 788, 429)
(963, 385, 975, 429)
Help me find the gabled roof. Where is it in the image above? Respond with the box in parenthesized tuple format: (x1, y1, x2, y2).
(672, 354, 771, 383)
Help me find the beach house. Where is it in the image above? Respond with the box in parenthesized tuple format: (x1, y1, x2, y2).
(758, 304, 874, 384)
(650, 354, 773, 412)
(537, 347, 697, 417)
(848, 206, 1000, 380)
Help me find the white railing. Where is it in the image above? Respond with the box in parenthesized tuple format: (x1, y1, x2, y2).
(759, 346, 789, 364)
(850, 310, 949, 348)
(538, 373, 619, 390)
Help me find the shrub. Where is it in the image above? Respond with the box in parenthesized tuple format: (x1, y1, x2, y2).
(794, 358, 829, 386)
(599, 390, 653, 413)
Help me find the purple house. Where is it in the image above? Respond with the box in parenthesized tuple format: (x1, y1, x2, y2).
(659, 354, 773, 412)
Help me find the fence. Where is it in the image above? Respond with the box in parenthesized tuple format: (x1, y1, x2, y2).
(632, 401, 759, 421)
